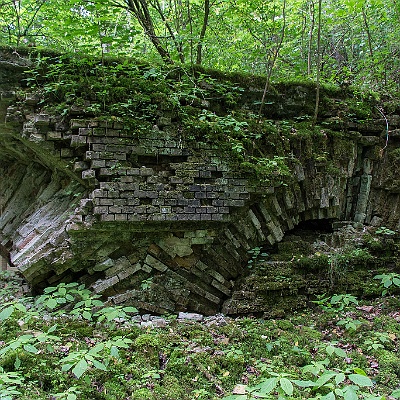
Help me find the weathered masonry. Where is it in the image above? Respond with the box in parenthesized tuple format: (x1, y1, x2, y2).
(1, 50, 400, 314)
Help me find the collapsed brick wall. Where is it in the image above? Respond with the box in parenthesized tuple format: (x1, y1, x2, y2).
(1, 55, 400, 314)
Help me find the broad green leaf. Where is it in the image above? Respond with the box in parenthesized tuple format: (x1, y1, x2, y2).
(315, 372, 336, 387)
(393, 277, 400, 286)
(47, 324, 58, 333)
(335, 372, 345, 385)
(348, 373, 373, 387)
(23, 344, 38, 354)
(14, 303, 26, 312)
(72, 358, 88, 379)
(82, 311, 92, 320)
(67, 394, 77, 400)
(251, 377, 277, 394)
(343, 386, 358, 400)
(334, 347, 347, 358)
(293, 379, 316, 387)
(123, 306, 138, 313)
(321, 392, 335, 400)
(61, 363, 73, 372)
(353, 367, 367, 376)
(326, 345, 335, 356)
(391, 389, 400, 398)
(110, 346, 119, 358)
(279, 378, 293, 396)
(46, 298, 58, 309)
(58, 287, 67, 296)
(0, 306, 14, 321)
(89, 343, 105, 354)
(92, 359, 108, 371)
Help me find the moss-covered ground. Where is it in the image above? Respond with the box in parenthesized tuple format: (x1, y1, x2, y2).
(0, 269, 399, 400)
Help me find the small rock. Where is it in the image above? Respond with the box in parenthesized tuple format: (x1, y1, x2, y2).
(232, 384, 247, 395)
(141, 321, 154, 328)
(178, 312, 204, 322)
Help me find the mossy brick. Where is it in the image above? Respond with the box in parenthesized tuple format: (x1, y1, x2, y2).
(60, 148, 74, 157)
(92, 275, 119, 293)
(104, 129, 120, 137)
(94, 206, 109, 214)
(46, 131, 62, 140)
(70, 119, 90, 128)
(91, 159, 106, 169)
(92, 144, 106, 151)
(140, 167, 154, 176)
(101, 214, 116, 221)
(71, 135, 87, 147)
(74, 161, 89, 171)
(224, 199, 245, 207)
(85, 151, 99, 160)
(82, 169, 96, 180)
(144, 254, 168, 272)
(93, 127, 106, 135)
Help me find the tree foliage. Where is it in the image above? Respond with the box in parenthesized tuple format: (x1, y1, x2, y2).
(0, 0, 399, 96)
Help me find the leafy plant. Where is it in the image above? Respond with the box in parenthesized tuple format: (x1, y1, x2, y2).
(247, 247, 268, 269)
(374, 272, 400, 296)
(312, 294, 358, 313)
(336, 317, 362, 332)
(375, 226, 396, 236)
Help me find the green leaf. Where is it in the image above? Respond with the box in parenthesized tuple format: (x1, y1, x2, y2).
(14, 355, 21, 369)
(92, 359, 108, 371)
(334, 347, 347, 358)
(23, 344, 39, 354)
(391, 389, 400, 398)
(0, 306, 14, 321)
(82, 311, 92, 320)
(72, 358, 88, 379)
(46, 298, 58, 309)
(343, 386, 358, 400)
(110, 346, 120, 358)
(353, 367, 367, 376)
(67, 394, 77, 400)
(315, 372, 336, 387)
(14, 303, 26, 312)
(348, 373, 373, 387)
(335, 372, 345, 385)
(326, 345, 335, 356)
(293, 379, 316, 387)
(279, 378, 293, 396)
(89, 343, 105, 354)
(252, 377, 277, 394)
(321, 392, 335, 400)
(393, 277, 400, 286)
(123, 306, 138, 313)
(62, 363, 73, 372)
(48, 324, 58, 333)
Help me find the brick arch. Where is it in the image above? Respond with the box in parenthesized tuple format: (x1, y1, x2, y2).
(2, 54, 400, 314)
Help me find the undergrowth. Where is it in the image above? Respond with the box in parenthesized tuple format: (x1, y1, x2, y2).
(0, 271, 400, 399)
(14, 52, 351, 186)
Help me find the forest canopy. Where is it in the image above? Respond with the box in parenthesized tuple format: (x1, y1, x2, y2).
(0, 0, 399, 96)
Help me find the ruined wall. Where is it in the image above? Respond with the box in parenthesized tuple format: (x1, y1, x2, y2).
(1, 50, 400, 315)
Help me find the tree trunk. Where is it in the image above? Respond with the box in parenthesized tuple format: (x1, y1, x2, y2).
(313, 0, 322, 126)
(196, 0, 210, 65)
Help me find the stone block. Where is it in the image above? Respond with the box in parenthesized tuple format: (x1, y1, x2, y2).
(71, 135, 87, 147)
(82, 169, 96, 180)
(144, 254, 168, 272)
(74, 161, 89, 171)
(178, 312, 203, 321)
(47, 131, 62, 140)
